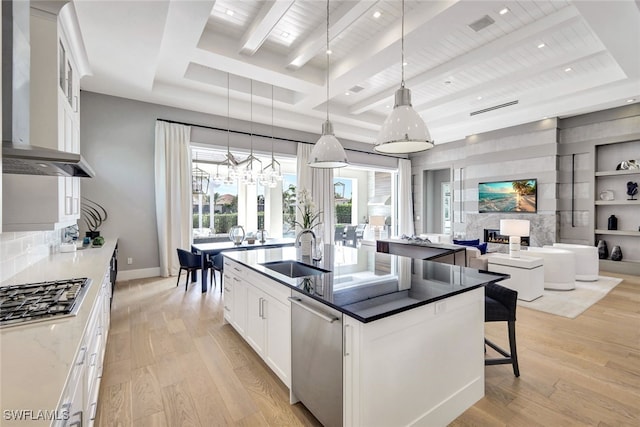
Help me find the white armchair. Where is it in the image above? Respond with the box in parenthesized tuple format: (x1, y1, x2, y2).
(526, 247, 576, 290)
(546, 243, 599, 281)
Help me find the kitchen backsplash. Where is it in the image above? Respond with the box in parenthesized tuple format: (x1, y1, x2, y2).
(0, 231, 62, 284)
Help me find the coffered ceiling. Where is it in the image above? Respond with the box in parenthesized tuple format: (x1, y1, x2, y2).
(73, 0, 640, 145)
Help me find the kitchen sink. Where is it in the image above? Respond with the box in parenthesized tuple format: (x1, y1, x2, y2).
(261, 261, 330, 278)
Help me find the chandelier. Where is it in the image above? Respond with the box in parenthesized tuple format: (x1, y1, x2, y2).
(192, 155, 210, 195)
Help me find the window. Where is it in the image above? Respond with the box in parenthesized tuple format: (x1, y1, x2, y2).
(191, 147, 296, 242)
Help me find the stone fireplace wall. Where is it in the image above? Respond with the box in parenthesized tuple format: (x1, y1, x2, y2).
(465, 213, 557, 252)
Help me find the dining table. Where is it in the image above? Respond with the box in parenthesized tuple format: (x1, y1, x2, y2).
(191, 237, 296, 292)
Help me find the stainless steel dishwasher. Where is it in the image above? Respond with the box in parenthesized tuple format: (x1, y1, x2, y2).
(289, 292, 343, 427)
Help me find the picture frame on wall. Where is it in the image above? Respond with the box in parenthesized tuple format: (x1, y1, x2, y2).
(478, 179, 537, 213)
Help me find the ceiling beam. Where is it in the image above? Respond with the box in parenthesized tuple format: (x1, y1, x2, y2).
(239, 0, 295, 56)
(286, 0, 380, 70)
(349, 5, 582, 115)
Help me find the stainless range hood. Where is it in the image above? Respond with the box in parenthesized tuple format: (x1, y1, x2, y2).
(1, 0, 94, 178)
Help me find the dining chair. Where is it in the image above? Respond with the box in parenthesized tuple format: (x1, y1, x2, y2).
(334, 225, 345, 245)
(344, 226, 357, 248)
(176, 248, 211, 291)
(210, 253, 224, 293)
(484, 283, 520, 377)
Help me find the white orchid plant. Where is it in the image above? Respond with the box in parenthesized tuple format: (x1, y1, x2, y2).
(292, 188, 322, 230)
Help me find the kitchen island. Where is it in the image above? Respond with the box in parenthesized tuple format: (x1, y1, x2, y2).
(376, 237, 468, 265)
(222, 245, 507, 427)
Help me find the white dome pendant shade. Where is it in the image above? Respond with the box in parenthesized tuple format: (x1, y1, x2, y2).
(309, 0, 348, 169)
(375, 86, 434, 154)
(309, 120, 348, 168)
(375, 0, 433, 154)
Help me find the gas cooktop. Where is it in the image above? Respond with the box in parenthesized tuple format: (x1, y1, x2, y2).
(0, 278, 92, 328)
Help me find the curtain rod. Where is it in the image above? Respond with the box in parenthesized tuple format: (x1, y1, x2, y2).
(156, 118, 403, 159)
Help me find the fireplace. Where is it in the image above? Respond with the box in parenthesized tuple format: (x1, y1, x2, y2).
(484, 229, 530, 246)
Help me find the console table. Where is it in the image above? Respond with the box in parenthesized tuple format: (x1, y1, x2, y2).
(487, 253, 544, 301)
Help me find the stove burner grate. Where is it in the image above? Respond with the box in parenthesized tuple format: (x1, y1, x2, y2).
(0, 278, 92, 328)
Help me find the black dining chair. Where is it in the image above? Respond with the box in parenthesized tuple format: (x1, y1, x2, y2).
(334, 225, 345, 245)
(176, 248, 212, 291)
(210, 253, 224, 293)
(484, 283, 520, 377)
(344, 225, 357, 248)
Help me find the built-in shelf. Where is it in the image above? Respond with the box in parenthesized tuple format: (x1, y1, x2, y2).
(595, 229, 640, 237)
(595, 169, 640, 177)
(599, 259, 640, 275)
(594, 200, 640, 205)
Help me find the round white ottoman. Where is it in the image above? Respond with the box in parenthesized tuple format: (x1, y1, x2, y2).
(547, 243, 599, 281)
(525, 247, 576, 290)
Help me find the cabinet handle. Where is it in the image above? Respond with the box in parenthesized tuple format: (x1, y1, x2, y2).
(344, 324, 350, 356)
(90, 352, 97, 367)
(90, 402, 98, 421)
(233, 267, 241, 272)
(69, 410, 83, 427)
(224, 287, 230, 293)
(73, 95, 78, 113)
(258, 297, 263, 318)
(233, 277, 240, 282)
(288, 297, 339, 323)
(224, 305, 230, 311)
(76, 346, 87, 366)
(261, 298, 266, 319)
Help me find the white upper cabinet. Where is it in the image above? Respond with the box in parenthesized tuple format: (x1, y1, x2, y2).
(3, 5, 88, 231)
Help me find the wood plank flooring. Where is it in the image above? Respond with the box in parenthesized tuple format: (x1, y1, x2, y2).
(96, 272, 640, 426)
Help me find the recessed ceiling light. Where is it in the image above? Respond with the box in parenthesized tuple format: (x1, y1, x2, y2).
(345, 92, 350, 96)
(477, 96, 483, 100)
(326, 49, 333, 55)
(537, 43, 546, 49)
(386, 105, 390, 108)
(373, 11, 381, 19)
(499, 7, 509, 15)
(225, 9, 234, 16)
(282, 31, 290, 39)
(627, 98, 635, 103)
(542, 116, 548, 119)
(565, 67, 573, 72)
(402, 61, 408, 66)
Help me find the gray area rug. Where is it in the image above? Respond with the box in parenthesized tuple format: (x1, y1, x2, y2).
(517, 276, 623, 319)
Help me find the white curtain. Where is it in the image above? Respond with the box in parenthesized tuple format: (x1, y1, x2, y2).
(296, 143, 335, 244)
(398, 158, 415, 236)
(155, 121, 192, 277)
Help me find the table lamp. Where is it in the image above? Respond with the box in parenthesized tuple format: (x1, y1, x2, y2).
(369, 216, 386, 239)
(499, 219, 530, 258)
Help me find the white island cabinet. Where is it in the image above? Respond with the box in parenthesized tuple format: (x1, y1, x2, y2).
(342, 287, 484, 427)
(222, 246, 500, 427)
(223, 258, 292, 388)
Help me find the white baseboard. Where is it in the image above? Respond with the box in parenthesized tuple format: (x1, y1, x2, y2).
(117, 267, 161, 281)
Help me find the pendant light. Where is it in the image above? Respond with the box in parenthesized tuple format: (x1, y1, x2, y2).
(374, 0, 433, 154)
(223, 73, 236, 185)
(261, 84, 281, 188)
(243, 79, 262, 185)
(308, 0, 348, 168)
(192, 154, 210, 195)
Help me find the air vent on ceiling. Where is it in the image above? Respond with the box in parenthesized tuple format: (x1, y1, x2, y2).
(468, 15, 495, 32)
(470, 100, 519, 116)
(349, 85, 365, 93)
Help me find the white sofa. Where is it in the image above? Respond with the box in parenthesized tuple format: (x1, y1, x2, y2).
(546, 243, 599, 281)
(419, 234, 453, 244)
(526, 247, 576, 290)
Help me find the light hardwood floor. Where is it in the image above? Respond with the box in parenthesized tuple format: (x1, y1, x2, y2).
(96, 271, 640, 426)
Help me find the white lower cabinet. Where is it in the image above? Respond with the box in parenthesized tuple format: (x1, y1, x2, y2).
(55, 270, 111, 427)
(223, 259, 291, 388)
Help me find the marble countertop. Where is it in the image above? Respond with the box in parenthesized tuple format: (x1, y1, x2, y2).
(224, 245, 507, 323)
(0, 239, 117, 426)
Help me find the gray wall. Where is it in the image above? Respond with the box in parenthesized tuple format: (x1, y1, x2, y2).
(411, 119, 559, 249)
(80, 91, 398, 273)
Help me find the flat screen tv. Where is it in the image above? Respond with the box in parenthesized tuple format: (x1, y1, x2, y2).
(478, 179, 537, 213)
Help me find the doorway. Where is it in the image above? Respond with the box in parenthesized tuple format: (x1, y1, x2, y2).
(422, 168, 452, 234)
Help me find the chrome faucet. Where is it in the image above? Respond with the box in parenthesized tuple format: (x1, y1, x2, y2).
(295, 228, 317, 260)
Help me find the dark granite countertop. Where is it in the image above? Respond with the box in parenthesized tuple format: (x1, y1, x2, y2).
(224, 245, 507, 323)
